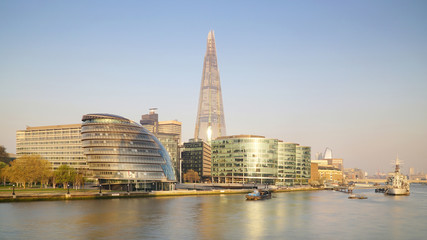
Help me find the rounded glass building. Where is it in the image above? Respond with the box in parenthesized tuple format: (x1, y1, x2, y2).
(81, 114, 176, 191)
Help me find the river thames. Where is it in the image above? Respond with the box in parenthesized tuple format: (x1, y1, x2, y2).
(1, 184, 426, 240)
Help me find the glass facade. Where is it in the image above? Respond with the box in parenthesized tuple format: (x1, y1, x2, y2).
(81, 114, 176, 190)
(296, 146, 311, 185)
(140, 110, 182, 182)
(194, 30, 226, 143)
(211, 135, 311, 186)
(16, 124, 88, 172)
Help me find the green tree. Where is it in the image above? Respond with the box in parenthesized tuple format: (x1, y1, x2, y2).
(54, 165, 76, 189)
(0, 145, 11, 165)
(2, 155, 53, 188)
(0, 162, 8, 186)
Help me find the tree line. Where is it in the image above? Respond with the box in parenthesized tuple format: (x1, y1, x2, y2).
(1, 154, 85, 189)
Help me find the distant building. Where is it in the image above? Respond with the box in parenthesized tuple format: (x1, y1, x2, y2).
(318, 165, 343, 183)
(194, 30, 226, 143)
(344, 168, 365, 180)
(16, 124, 88, 172)
(181, 139, 212, 183)
(315, 152, 323, 160)
(328, 158, 343, 171)
(323, 147, 333, 159)
(309, 163, 320, 184)
(140, 109, 182, 181)
(211, 135, 310, 186)
(81, 113, 176, 190)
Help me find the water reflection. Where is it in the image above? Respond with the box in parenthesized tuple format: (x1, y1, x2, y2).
(0, 185, 426, 240)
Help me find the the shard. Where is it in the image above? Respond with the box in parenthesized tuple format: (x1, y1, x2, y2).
(194, 30, 226, 143)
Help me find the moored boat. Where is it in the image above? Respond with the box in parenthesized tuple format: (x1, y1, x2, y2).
(385, 155, 410, 196)
(348, 194, 368, 199)
(246, 190, 271, 200)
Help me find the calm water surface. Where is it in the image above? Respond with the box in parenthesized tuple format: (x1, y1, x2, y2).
(1, 184, 426, 240)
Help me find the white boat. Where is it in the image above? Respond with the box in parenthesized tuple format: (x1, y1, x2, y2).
(385, 156, 410, 196)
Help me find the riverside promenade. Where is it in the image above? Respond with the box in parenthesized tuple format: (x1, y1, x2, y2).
(0, 185, 321, 203)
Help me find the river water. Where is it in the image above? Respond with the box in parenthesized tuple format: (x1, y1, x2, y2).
(1, 184, 426, 240)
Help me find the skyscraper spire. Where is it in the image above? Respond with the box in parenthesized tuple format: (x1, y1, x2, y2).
(194, 30, 226, 143)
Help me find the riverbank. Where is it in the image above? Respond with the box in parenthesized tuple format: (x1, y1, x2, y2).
(0, 186, 322, 203)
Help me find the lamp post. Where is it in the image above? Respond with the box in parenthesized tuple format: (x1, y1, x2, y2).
(12, 184, 15, 196)
(99, 184, 102, 194)
(67, 184, 70, 194)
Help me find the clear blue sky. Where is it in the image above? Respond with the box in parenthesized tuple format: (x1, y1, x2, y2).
(1, 0, 426, 174)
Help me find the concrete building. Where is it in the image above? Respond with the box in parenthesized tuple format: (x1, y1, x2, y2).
(16, 124, 88, 172)
(211, 135, 311, 186)
(81, 114, 176, 190)
(181, 139, 212, 183)
(140, 109, 182, 181)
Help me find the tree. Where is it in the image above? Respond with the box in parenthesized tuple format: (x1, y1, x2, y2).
(0, 162, 8, 186)
(184, 169, 200, 183)
(1, 155, 53, 188)
(54, 165, 76, 189)
(0, 145, 11, 165)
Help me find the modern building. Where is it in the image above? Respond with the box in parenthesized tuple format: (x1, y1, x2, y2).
(181, 139, 212, 183)
(211, 135, 311, 186)
(140, 109, 182, 182)
(277, 142, 297, 186)
(16, 124, 88, 172)
(81, 113, 176, 190)
(194, 30, 226, 143)
(296, 146, 311, 185)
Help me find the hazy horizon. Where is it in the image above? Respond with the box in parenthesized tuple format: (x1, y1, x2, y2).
(1, 1, 426, 175)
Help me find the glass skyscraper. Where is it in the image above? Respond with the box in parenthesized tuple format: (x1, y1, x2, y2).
(194, 30, 226, 143)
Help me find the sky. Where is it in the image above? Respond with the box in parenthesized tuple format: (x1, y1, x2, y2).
(1, 0, 426, 175)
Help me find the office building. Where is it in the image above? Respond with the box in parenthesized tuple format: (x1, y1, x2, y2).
(211, 135, 311, 186)
(181, 139, 212, 183)
(194, 30, 226, 143)
(81, 113, 176, 190)
(140, 109, 182, 181)
(16, 124, 88, 172)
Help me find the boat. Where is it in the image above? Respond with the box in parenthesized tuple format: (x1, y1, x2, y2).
(385, 155, 410, 196)
(246, 189, 271, 200)
(348, 194, 368, 199)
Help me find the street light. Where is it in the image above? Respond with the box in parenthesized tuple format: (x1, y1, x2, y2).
(127, 183, 129, 193)
(99, 184, 102, 194)
(12, 184, 15, 196)
(67, 184, 70, 194)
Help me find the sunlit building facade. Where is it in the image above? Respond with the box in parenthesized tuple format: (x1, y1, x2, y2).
(211, 135, 311, 186)
(81, 114, 176, 190)
(16, 124, 88, 172)
(296, 146, 311, 185)
(194, 30, 226, 143)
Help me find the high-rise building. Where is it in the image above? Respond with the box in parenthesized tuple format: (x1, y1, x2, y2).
(181, 139, 212, 183)
(81, 113, 176, 190)
(194, 30, 226, 143)
(140, 109, 181, 181)
(16, 124, 88, 172)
